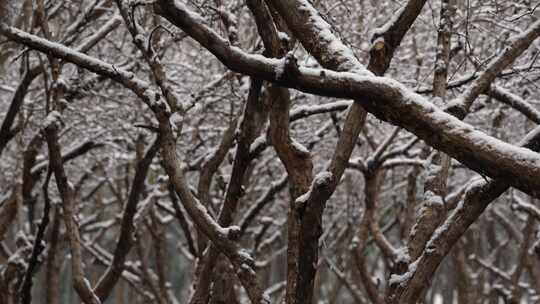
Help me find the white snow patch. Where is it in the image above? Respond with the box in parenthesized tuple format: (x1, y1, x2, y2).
(274, 57, 286, 80)
(260, 216, 274, 225)
(277, 31, 289, 42)
(314, 171, 333, 186)
(238, 248, 254, 264)
(249, 135, 267, 154)
(295, 171, 333, 208)
(43, 111, 62, 129)
(222, 225, 241, 239)
(296, 0, 370, 74)
(389, 260, 418, 287)
(394, 247, 411, 264)
(424, 190, 444, 207)
(291, 139, 309, 154)
(295, 192, 310, 208)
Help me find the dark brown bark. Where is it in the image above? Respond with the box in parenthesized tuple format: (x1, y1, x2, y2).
(45, 208, 62, 304)
(189, 78, 266, 304)
(93, 137, 160, 301)
(368, 0, 428, 74)
(44, 118, 100, 304)
(0, 66, 42, 157)
(390, 126, 540, 304)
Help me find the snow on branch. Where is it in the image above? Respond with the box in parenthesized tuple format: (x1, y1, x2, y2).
(151, 0, 540, 198)
(488, 85, 540, 124)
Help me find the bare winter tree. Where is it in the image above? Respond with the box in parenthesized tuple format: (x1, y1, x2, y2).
(1, 0, 540, 303)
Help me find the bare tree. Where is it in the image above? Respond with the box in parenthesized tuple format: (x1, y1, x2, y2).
(1, 0, 540, 303)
